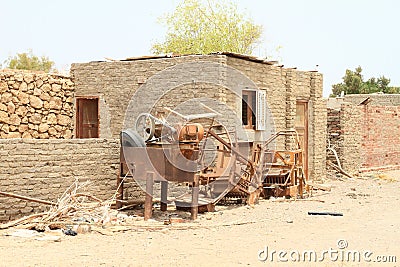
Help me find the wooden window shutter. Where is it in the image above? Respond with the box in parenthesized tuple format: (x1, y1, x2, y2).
(256, 90, 266, 131)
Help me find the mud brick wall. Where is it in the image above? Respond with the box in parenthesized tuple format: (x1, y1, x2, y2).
(327, 108, 342, 162)
(71, 54, 326, 181)
(327, 99, 400, 174)
(345, 94, 400, 106)
(71, 55, 227, 139)
(337, 103, 363, 173)
(360, 105, 400, 170)
(0, 138, 144, 222)
(0, 70, 74, 139)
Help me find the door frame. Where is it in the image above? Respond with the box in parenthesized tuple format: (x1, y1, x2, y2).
(75, 96, 100, 138)
(296, 100, 308, 180)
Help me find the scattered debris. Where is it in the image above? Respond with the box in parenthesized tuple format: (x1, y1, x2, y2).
(308, 211, 343, 216)
(63, 229, 77, 236)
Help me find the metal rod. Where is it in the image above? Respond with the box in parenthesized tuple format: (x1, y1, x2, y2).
(191, 174, 200, 220)
(160, 181, 168, 212)
(144, 172, 154, 221)
(0, 191, 56, 206)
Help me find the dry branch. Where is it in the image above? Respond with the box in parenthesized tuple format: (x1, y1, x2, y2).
(0, 191, 56, 206)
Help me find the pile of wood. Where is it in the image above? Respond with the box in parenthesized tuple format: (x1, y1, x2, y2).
(0, 179, 115, 231)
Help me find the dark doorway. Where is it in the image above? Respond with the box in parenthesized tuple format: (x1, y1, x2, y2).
(76, 97, 99, 138)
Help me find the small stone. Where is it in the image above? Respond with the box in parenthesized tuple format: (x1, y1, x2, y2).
(41, 84, 51, 92)
(33, 88, 42, 96)
(38, 123, 49, 133)
(62, 129, 72, 138)
(57, 114, 71, 126)
(18, 124, 29, 133)
(27, 83, 34, 90)
(48, 127, 57, 136)
(49, 97, 62, 110)
(7, 102, 15, 114)
(7, 132, 21, 138)
(0, 103, 7, 111)
(0, 111, 9, 124)
(30, 130, 39, 138)
(9, 125, 17, 131)
(39, 92, 50, 101)
(9, 114, 21, 126)
(35, 79, 43, 88)
(29, 95, 43, 109)
(52, 84, 62, 92)
(19, 82, 28, 91)
(2, 92, 12, 103)
(29, 114, 42, 124)
(47, 113, 57, 124)
(15, 106, 28, 116)
(38, 132, 49, 139)
(17, 92, 30, 104)
(24, 74, 34, 83)
(12, 82, 20, 89)
(0, 81, 8, 93)
(14, 73, 23, 82)
(1, 124, 9, 133)
(21, 132, 32, 139)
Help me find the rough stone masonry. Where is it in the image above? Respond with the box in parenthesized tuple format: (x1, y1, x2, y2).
(0, 69, 74, 139)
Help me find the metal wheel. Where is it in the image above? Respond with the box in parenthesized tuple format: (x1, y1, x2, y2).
(135, 113, 156, 141)
(120, 129, 146, 147)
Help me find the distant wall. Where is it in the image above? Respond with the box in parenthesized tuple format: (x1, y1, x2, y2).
(0, 70, 74, 139)
(327, 98, 400, 173)
(0, 138, 143, 222)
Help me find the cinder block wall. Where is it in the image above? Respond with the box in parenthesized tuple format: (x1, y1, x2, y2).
(0, 70, 74, 139)
(0, 139, 143, 222)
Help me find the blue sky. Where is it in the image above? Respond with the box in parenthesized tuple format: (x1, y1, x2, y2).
(1, 0, 399, 97)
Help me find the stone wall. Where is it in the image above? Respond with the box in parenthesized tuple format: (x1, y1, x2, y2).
(0, 138, 143, 222)
(0, 70, 74, 139)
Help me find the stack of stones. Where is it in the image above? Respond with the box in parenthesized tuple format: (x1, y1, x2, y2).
(0, 70, 74, 139)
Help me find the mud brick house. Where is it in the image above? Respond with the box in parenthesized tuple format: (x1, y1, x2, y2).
(0, 53, 327, 221)
(327, 94, 400, 174)
(71, 53, 326, 179)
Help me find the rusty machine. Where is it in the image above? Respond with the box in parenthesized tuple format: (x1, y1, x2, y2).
(118, 107, 307, 220)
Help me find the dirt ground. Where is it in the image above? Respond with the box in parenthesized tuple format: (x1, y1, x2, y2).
(1, 170, 399, 267)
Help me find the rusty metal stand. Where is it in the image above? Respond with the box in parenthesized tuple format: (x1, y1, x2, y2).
(160, 181, 168, 212)
(191, 174, 199, 220)
(144, 172, 154, 221)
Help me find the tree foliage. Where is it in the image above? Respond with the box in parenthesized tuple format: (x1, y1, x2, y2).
(331, 66, 400, 96)
(152, 0, 263, 55)
(3, 50, 55, 72)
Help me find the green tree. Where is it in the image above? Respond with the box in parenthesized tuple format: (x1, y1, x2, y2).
(331, 66, 400, 96)
(152, 0, 263, 55)
(3, 50, 55, 72)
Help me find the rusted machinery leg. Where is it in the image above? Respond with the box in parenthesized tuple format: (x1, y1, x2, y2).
(191, 174, 200, 220)
(160, 181, 168, 211)
(144, 172, 154, 221)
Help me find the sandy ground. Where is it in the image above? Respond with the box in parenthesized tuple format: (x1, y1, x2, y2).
(1, 170, 399, 267)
